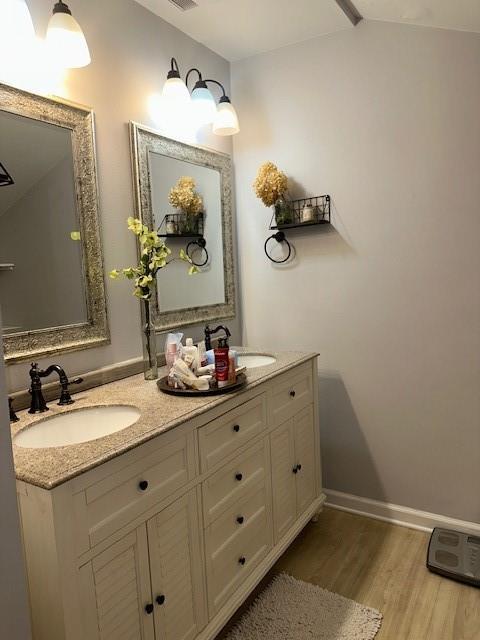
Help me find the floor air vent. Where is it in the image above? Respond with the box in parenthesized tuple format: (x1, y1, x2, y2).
(168, 0, 198, 10)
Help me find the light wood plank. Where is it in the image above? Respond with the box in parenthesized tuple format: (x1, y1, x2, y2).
(218, 508, 480, 640)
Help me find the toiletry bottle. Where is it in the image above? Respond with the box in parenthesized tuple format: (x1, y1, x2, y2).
(182, 338, 199, 372)
(197, 340, 207, 367)
(228, 351, 237, 383)
(214, 337, 230, 388)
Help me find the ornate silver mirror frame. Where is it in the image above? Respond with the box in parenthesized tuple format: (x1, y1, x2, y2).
(130, 122, 236, 332)
(0, 83, 109, 363)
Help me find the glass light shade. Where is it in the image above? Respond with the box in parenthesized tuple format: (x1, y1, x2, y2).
(46, 10, 91, 69)
(191, 86, 217, 126)
(161, 76, 191, 107)
(213, 101, 240, 136)
(0, 0, 35, 56)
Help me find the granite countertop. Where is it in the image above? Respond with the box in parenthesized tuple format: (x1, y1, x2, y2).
(11, 349, 317, 490)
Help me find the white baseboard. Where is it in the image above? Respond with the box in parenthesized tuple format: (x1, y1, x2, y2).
(325, 489, 480, 536)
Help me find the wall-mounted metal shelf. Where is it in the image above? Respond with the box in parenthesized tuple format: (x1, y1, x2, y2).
(269, 195, 330, 230)
(265, 195, 331, 264)
(157, 211, 204, 239)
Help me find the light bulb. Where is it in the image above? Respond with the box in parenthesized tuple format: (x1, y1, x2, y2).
(46, 1, 91, 69)
(213, 98, 240, 136)
(191, 83, 216, 127)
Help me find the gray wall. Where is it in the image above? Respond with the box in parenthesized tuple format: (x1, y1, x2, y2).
(232, 21, 480, 523)
(5, 0, 239, 391)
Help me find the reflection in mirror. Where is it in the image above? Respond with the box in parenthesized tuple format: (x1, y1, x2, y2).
(149, 152, 225, 312)
(0, 82, 109, 363)
(130, 123, 235, 332)
(0, 111, 87, 334)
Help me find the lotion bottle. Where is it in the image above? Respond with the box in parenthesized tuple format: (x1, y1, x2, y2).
(214, 337, 230, 388)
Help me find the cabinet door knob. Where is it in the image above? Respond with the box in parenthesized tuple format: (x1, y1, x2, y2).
(233, 424, 240, 432)
(238, 556, 246, 565)
(145, 603, 154, 615)
(289, 390, 296, 398)
(292, 465, 299, 474)
(297, 463, 302, 471)
(156, 595, 165, 606)
(235, 473, 243, 481)
(236, 516, 244, 525)
(138, 480, 149, 491)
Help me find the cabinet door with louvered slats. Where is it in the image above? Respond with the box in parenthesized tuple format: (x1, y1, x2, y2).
(79, 525, 155, 640)
(147, 489, 207, 640)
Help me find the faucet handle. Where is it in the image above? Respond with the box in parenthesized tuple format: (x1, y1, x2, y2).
(58, 376, 84, 406)
(8, 398, 19, 423)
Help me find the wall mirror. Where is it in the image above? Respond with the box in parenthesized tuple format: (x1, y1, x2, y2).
(0, 83, 109, 363)
(130, 122, 235, 331)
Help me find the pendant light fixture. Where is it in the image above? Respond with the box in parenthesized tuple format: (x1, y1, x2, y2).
(46, 1, 91, 69)
(0, 0, 35, 56)
(0, 162, 14, 188)
(161, 58, 240, 136)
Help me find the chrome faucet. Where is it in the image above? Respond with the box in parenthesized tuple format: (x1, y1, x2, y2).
(28, 363, 83, 414)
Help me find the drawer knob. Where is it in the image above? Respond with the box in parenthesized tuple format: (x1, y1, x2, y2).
(156, 595, 166, 606)
(236, 516, 244, 525)
(235, 473, 243, 482)
(233, 424, 240, 433)
(238, 556, 246, 566)
(290, 390, 296, 398)
(145, 603, 154, 615)
(138, 480, 149, 491)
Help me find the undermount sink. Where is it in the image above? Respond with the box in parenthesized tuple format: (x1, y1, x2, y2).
(13, 405, 141, 449)
(237, 353, 277, 369)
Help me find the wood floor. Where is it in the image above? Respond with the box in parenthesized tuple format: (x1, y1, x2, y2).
(217, 507, 480, 640)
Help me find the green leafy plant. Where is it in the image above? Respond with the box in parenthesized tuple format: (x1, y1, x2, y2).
(109, 217, 198, 299)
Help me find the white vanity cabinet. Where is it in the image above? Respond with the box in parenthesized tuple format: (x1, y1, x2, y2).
(271, 406, 317, 542)
(79, 489, 206, 640)
(16, 358, 325, 640)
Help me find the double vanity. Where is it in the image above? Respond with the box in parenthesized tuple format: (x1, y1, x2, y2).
(12, 352, 325, 640)
(1, 80, 324, 640)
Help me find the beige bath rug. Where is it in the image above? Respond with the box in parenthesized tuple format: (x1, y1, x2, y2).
(225, 573, 382, 640)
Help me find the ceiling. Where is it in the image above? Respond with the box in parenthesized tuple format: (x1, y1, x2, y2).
(356, 0, 480, 34)
(134, 0, 353, 61)
(135, 0, 480, 62)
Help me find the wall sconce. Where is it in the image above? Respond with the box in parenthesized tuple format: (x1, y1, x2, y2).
(46, 1, 91, 69)
(0, 162, 15, 187)
(161, 58, 240, 136)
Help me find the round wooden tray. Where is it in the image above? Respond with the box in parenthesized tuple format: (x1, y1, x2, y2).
(157, 372, 247, 397)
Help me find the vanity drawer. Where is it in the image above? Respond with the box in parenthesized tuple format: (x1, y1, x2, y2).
(205, 492, 271, 616)
(198, 394, 267, 472)
(206, 485, 270, 554)
(202, 441, 267, 526)
(271, 363, 313, 427)
(79, 429, 196, 548)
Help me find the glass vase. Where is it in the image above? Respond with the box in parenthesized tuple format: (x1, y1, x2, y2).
(274, 195, 293, 226)
(142, 296, 158, 380)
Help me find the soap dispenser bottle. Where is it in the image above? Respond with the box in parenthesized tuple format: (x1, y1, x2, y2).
(214, 337, 230, 388)
(182, 338, 200, 372)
